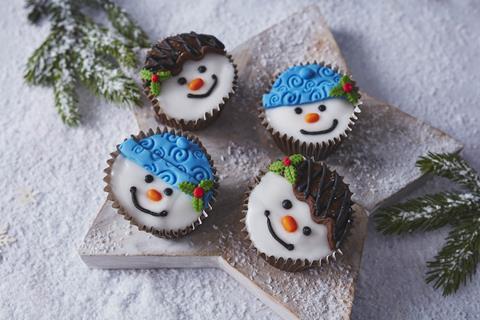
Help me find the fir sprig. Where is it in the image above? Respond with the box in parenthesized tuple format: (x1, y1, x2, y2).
(375, 152, 480, 295)
(24, 0, 149, 126)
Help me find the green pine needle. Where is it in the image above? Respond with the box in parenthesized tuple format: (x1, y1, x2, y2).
(417, 152, 480, 194)
(24, 0, 149, 126)
(375, 152, 480, 295)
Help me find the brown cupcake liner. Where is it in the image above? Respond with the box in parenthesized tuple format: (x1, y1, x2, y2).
(241, 170, 349, 272)
(258, 61, 362, 160)
(144, 54, 239, 131)
(103, 127, 219, 239)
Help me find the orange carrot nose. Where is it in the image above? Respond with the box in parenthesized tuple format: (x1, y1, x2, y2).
(147, 189, 162, 202)
(188, 78, 204, 91)
(304, 113, 320, 123)
(281, 215, 298, 233)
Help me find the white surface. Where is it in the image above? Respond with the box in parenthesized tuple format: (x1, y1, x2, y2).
(1, 1, 479, 319)
(158, 53, 235, 121)
(245, 172, 332, 261)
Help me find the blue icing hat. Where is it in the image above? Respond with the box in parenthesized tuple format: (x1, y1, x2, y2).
(263, 64, 341, 109)
(119, 133, 213, 204)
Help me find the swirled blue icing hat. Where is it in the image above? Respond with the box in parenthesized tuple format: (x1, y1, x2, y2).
(118, 132, 213, 203)
(263, 64, 342, 109)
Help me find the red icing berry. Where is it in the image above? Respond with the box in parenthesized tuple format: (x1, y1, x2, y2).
(193, 187, 204, 198)
(283, 157, 291, 166)
(342, 82, 353, 93)
(151, 74, 159, 83)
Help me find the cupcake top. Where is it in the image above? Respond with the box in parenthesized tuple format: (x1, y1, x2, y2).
(245, 154, 353, 261)
(108, 131, 215, 232)
(262, 63, 361, 144)
(141, 32, 236, 121)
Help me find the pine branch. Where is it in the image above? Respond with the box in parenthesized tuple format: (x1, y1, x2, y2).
(426, 214, 480, 295)
(375, 152, 480, 295)
(24, 0, 149, 126)
(52, 57, 80, 126)
(417, 152, 480, 194)
(375, 192, 479, 235)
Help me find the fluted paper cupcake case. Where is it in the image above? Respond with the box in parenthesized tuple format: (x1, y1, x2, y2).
(103, 127, 219, 239)
(241, 170, 353, 272)
(258, 62, 362, 160)
(144, 55, 238, 131)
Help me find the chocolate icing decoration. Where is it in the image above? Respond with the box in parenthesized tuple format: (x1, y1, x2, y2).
(144, 32, 226, 76)
(293, 160, 353, 249)
(265, 210, 294, 251)
(130, 186, 168, 217)
(187, 74, 218, 99)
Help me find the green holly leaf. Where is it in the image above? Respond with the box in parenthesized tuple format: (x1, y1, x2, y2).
(269, 160, 285, 174)
(346, 91, 360, 104)
(329, 86, 344, 97)
(158, 70, 171, 80)
(150, 81, 160, 96)
(283, 165, 297, 184)
(199, 179, 214, 192)
(340, 75, 351, 86)
(192, 197, 204, 212)
(140, 68, 152, 81)
(289, 154, 304, 166)
(179, 181, 196, 196)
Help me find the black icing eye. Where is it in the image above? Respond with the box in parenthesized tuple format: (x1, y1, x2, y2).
(177, 77, 187, 85)
(264, 210, 270, 217)
(145, 175, 154, 183)
(198, 65, 207, 73)
(303, 226, 312, 236)
(294, 107, 303, 114)
(164, 188, 173, 196)
(282, 200, 292, 209)
(318, 104, 326, 112)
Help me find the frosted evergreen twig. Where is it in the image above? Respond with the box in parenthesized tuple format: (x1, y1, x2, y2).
(375, 152, 480, 295)
(24, 0, 149, 126)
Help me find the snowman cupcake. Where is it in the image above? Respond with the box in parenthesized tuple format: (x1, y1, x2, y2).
(259, 63, 361, 160)
(141, 32, 238, 130)
(104, 128, 217, 239)
(243, 154, 353, 271)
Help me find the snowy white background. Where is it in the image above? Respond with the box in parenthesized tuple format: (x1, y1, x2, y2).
(1, 0, 479, 319)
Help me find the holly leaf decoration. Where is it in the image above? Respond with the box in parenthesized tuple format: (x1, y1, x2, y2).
(192, 197, 204, 212)
(339, 75, 351, 85)
(283, 165, 297, 184)
(140, 68, 152, 81)
(269, 160, 284, 174)
(329, 75, 360, 105)
(199, 180, 214, 192)
(179, 181, 196, 196)
(289, 154, 304, 166)
(150, 81, 160, 96)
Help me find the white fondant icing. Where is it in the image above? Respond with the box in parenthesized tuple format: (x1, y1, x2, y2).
(110, 156, 200, 230)
(245, 172, 332, 261)
(265, 98, 355, 144)
(157, 53, 235, 121)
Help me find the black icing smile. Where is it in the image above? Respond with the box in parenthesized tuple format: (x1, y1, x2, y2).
(264, 210, 294, 251)
(300, 119, 338, 135)
(130, 186, 168, 217)
(187, 74, 218, 99)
